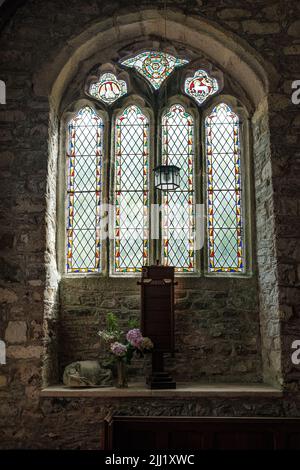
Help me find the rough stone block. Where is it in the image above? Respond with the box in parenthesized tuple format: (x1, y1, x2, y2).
(0, 151, 14, 168)
(242, 20, 280, 34)
(283, 45, 300, 55)
(5, 321, 27, 344)
(7, 346, 43, 359)
(0, 376, 7, 387)
(218, 8, 251, 19)
(288, 20, 300, 37)
(0, 129, 12, 141)
(0, 288, 18, 304)
(0, 110, 26, 122)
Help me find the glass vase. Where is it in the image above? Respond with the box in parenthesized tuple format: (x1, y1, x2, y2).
(116, 360, 128, 388)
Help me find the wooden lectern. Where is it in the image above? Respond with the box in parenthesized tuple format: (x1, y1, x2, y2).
(139, 264, 176, 389)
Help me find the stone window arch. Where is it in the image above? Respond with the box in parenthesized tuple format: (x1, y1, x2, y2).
(42, 10, 283, 388)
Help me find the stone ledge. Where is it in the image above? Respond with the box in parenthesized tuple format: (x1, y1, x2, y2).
(41, 382, 283, 398)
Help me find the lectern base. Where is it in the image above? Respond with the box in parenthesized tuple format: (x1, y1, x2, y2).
(146, 372, 176, 389)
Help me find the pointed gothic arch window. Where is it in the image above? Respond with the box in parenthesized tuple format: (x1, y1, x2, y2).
(161, 104, 195, 273)
(205, 103, 244, 273)
(113, 105, 150, 273)
(66, 106, 104, 273)
(63, 54, 247, 277)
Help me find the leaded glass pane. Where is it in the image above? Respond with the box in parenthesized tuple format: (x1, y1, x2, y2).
(184, 69, 219, 105)
(89, 72, 127, 105)
(120, 51, 188, 90)
(205, 103, 244, 272)
(66, 106, 103, 273)
(161, 104, 195, 272)
(114, 105, 149, 273)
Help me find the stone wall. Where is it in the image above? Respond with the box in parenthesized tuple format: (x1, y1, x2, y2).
(2, 394, 300, 449)
(59, 276, 261, 383)
(0, 0, 300, 449)
(252, 98, 282, 387)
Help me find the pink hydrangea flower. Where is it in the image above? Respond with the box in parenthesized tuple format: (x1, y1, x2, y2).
(126, 328, 143, 348)
(110, 342, 127, 357)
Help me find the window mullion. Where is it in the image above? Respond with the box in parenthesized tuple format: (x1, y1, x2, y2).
(199, 109, 205, 274)
(103, 111, 112, 276)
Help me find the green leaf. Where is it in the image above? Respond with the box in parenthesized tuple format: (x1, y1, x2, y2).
(128, 317, 139, 329)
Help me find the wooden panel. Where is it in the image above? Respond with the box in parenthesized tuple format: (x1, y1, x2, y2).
(114, 427, 156, 450)
(105, 416, 300, 450)
(168, 431, 206, 449)
(143, 266, 174, 279)
(286, 433, 300, 449)
(214, 431, 274, 449)
(140, 266, 175, 353)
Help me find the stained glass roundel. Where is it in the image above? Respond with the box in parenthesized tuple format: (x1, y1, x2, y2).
(184, 70, 219, 106)
(121, 51, 188, 90)
(89, 72, 127, 105)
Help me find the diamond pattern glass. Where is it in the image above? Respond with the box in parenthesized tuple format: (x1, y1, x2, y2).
(66, 106, 103, 273)
(120, 51, 188, 90)
(114, 105, 149, 273)
(161, 104, 195, 272)
(89, 72, 127, 105)
(184, 69, 219, 105)
(205, 103, 244, 272)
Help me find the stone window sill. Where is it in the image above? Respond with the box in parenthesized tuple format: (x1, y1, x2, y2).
(40, 382, 282, 398)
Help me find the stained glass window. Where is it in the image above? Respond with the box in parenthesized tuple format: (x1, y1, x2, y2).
(66, 107, 103, 273)
(121, 51, 188, 90)
(184, 69, 219, 106)
(161, 104, 195, 272)
(65, 56, 248, 276)
(114, 105, 149, 273)
(89, 72, 127, 105)
(205, 103, 244, 272)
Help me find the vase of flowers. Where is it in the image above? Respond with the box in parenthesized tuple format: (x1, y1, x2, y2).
(116, 358, 128, 388)
(110, 341, 128, 388)
(98, 314, 153, 388)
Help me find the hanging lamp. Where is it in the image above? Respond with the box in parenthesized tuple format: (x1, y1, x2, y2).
(154, 164, 180, 191)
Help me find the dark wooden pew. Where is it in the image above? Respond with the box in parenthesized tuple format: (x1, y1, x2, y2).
(104, 415, 300, 450)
